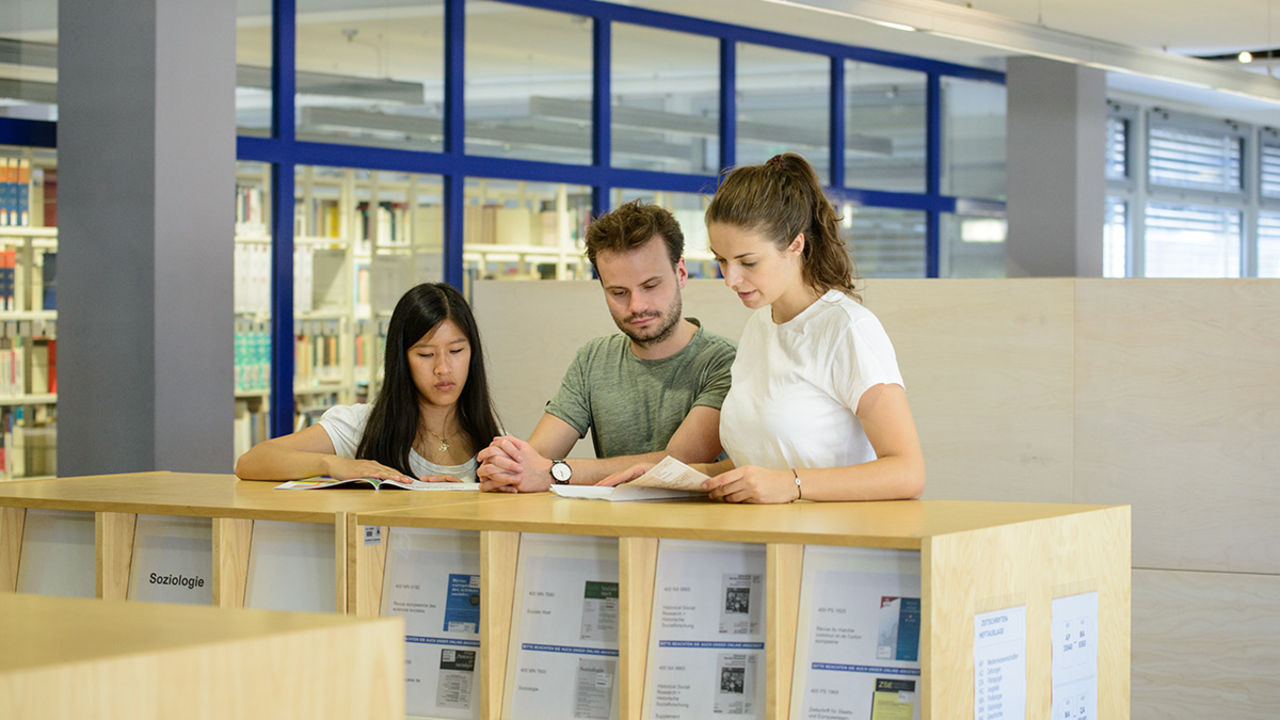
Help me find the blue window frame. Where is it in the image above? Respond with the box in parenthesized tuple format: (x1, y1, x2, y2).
(0, 0, 1006, 436)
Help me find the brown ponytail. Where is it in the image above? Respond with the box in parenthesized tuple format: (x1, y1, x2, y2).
(706, 153, 860, 300)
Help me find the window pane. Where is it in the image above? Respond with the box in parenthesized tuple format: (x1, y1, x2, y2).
(940, 213, 1006, 278)
(611, 24, 718, 174)
(1147, 120, 1242, 193)
(1261, 133, 1280, 199)
(0, 2, 58, 121)
(736, 43, 829, 182)
(466, 3, 592, 164)
(464, 178, 592, 281)
(1257, 211, 1280, 278)
(841, 205, 926, 278)
(1103, 198, 1128, 278)
(233, 161, 272, 456)
(845, 62, 925, 193)
(295, 0, 444, 151)
(1105, 116, 1128, 181)
(611, 188, 714, 277)
(941, 77, 1006, 200)
(236, 0, 272, 136)
(1143, 202, 1241, 277)
(292, 164, 443, 424)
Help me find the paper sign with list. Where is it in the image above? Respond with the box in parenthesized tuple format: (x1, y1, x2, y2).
(644, 539, 766, 719)
(380, 527, 481, 719)
(504, 533, 620, 720)
(790, 546, 922, 720)
(974, 605, 1026, 720)
(1051, 592, 1098, 720)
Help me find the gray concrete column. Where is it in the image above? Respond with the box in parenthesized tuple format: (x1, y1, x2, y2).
(57, 0, 234, 474)
(1005, 56, 1107, 277)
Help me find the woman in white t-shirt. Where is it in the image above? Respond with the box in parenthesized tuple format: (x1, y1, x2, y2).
(606, 154, 924, 503)
(235, 283, 502, 484)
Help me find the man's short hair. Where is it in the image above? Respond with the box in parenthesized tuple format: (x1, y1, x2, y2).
(584, 199, 684, 270)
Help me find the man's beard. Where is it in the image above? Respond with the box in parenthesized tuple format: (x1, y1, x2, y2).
(618, 295, 682, 348)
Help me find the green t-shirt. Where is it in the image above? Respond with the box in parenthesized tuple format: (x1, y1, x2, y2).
(545, 320, 737, 458)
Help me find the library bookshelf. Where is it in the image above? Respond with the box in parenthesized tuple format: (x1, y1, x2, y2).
(0, 151, 58, 482)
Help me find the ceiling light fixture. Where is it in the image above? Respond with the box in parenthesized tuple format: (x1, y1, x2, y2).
(1238, 51, 1254, 64)
(762, 0, 1280, 105)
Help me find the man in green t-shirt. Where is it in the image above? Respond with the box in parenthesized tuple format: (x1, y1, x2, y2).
(477, 200, 736, 492)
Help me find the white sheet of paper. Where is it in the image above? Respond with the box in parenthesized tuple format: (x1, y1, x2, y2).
(1051, 592, 1098, 720)
(644, 539, 766, 719)
(790, 546, 923, 720)
(505, 533, 620, 720)
(974, 605, 1027, 720)
(243, 519, 335, 613)
(381, 527, 482, 720)
(127, 514, 213, 605)
(632, 456, 710, 490)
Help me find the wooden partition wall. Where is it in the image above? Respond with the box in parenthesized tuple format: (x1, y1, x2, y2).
(473, 277, 1280, 718)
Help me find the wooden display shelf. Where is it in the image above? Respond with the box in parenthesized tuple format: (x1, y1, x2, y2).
(357, 495, 1131, 720)
(0, 472, 518, 611)
(0, 473, 1131, 719)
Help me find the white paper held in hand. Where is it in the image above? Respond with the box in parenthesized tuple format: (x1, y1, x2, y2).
(549, 456, 710, 502)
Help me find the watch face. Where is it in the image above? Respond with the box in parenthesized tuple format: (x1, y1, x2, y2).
(551, 461, 571, 483)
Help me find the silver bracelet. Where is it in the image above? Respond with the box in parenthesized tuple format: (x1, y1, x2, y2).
(791, 468, 802, 501)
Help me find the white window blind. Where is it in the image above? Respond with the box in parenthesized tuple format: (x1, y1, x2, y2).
(1261, 140, 1280, 199)
(1144, 202, 1241, 277)
(1103, 198, 1127, 277)
(1147, 122, 1242, 193)
(1105, 116, 1127, 181)
(1259, 211, 1280, 278)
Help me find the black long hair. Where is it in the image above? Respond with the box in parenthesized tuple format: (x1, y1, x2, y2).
(356, 283, 502, 474)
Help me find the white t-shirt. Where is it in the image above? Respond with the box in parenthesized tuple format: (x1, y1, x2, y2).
(719, 290, 904, 471)
(318, 403, 479, 482)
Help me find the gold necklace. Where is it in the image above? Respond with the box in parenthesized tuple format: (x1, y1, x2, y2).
(423, 425, 454, 453)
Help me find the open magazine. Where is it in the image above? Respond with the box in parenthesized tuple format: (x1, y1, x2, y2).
(274, 477, 479, 491)
(550, 456, 710, 502)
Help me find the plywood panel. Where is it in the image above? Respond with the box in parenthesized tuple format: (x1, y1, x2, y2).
(213, 517, 253, 608)
(868, 278, 1076, 503)
(766, 544, 803, 720)
(480, 530, 520, 720)
(1075, 279, 1280, 574)
(0, 592, 403, 720)
(95, 512, 136, 601)
(0, 507, 23, 592)
(1132, 568, 1280, 719)
(348, 521, 389, 617)
(619, 536, 659, 720)
(925, 505, 1130, 719)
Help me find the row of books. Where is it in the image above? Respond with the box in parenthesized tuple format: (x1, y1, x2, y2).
(233, 243, 319, 315)
(0, 338, 57, 397)
(295, 331, 343, 384)
(0, 158, 31, 227)
(232, 397, 269, 465)
(235, 184, 266, 230)
(0, 407, 56, 480)
(234, 329, 271, 393)
(0, 249, 56, 313)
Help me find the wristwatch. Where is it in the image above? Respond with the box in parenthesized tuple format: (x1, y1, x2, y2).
(550, 460, 572, 485)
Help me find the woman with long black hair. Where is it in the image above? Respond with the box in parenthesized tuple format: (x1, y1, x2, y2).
(236, 282, 501, 484)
